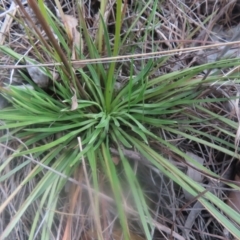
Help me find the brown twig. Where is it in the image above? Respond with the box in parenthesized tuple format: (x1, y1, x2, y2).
(27, 0, 71, 76)
(14, 0, 53, 53)
(26, 0, 88, 99)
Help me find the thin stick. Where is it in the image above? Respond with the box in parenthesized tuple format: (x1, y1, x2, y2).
(0, 2, 17, 45)
(77, 137, 103, 240)
(2, 40, 240, 69)
(202, 25, 240, 81)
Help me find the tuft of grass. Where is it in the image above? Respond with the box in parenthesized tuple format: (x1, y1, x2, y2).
(1, 0, 240, 239)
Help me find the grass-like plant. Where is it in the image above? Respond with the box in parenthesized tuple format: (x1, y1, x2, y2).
(1, 0, 240, 239)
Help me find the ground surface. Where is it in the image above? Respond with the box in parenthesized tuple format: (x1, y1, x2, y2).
(1, 0, 240, 240)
